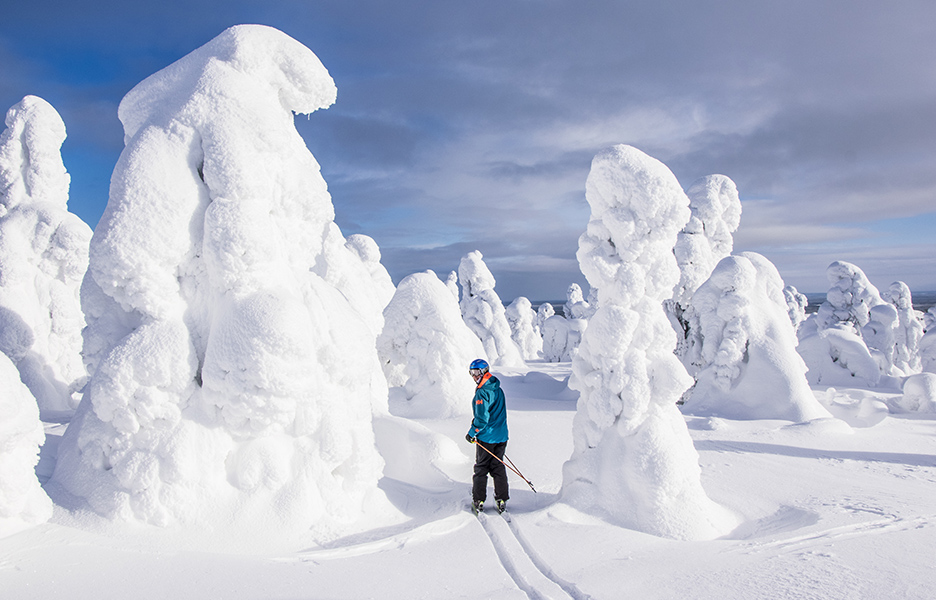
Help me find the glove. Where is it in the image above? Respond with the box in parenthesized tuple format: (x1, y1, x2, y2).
(465, 434, 477, 444)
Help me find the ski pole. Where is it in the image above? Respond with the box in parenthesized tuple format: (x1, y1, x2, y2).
(473, 440, 537, 493)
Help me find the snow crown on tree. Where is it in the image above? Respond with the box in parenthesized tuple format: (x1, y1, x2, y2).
(562, 144, 735, 540)
(0, 95, 91, 417)
(458, 250, 524, 367)
(51, 25, 394, 537)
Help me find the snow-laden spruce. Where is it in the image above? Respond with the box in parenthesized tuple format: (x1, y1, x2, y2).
(0, 96, 91, 417)
(50, 25, 396, 538)
(921, 327, 936, 374)
(564, 283, 590, 320)
(377, 271, 485, 418)
(798, 261, 887, 386)
(784, 285, 808, 331)
(680, 253, 831, 422)
(668, 175, 741, 370)
(562, 145, 736, 540)
(458, 251, 524, 367)
(672, 175, 741, 308)
(0, 353, 52, 539)
(505, 296, 542, 360)
(882, 281, 923, 374)
(536, 301, 555, 331)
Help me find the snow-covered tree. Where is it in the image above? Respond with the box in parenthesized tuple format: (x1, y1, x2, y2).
(783, 285, 808, 331)
(457, 251, 524, 367)
(536, 301, 555, 332)
(672, 174, 742, 308)
(920, 328, 936, 374)
(815, 261, 886, 333)
(562, 145, 735, 540)
(882, 281, 923, 374)
(377, 271, 485, 418)
(680, 253, 831, 422)
(564, 283, 590, 319)
(505, 296, 542, 360)
(0, 353, 52, 538)
(0, 95, 91, 417)
(51, 26, 395, 536)
(798, 261, 889, 386)
(444, 270, 459, 301)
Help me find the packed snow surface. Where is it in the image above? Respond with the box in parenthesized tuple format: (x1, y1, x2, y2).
(48, 25, 397, 540)
(562, 144, 736, 540)
(0, 95, 91, 417)
(4, 360, 935, 599)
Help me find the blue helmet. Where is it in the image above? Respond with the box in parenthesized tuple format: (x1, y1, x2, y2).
(469, 358, 489, 374)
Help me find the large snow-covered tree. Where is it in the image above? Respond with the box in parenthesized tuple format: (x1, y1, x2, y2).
(562, 145, 735, 540)
(51, 25, 396, 537)
(0, 95, 91, 417)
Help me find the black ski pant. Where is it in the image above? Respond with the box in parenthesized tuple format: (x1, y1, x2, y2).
(472, 441, 509, 503)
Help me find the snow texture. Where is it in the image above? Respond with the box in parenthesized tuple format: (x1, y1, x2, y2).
(881, 281, 923, 374)
(896, 372, 936, 413)
(541, 314, 586, 362)
(0, 352, 52, 538)
(505, 296, 542, 360)
(377, 271, 485, 418)
(457, 251, 524, 367)
(680, 253, 831, 422)
(562, 144, 735, 540)
(797, 318, 882, 387)
(49, 25, 394, 538)
(0, 95, 91, 417)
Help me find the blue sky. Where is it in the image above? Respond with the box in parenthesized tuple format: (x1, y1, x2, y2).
(2, 0, 934, 300)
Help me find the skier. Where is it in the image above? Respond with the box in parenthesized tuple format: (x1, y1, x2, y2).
(465, 358, 509, 514)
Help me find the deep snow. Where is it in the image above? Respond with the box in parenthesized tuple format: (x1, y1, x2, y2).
(2, 361, 934, 599)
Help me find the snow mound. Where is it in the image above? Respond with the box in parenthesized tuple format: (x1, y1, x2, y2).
(896, 373, 936, 413)
(0, 352, 52, 538)
(377, 271, 484, 418)
(50, 25, 395, 540)
(681, 252, 831, 422)
(0, 95, 91, 417)
(562, 144, 736, 540)
(797, 322, 882, 387)
(922, 328, 936, 374)
(457, 251, 524, 367)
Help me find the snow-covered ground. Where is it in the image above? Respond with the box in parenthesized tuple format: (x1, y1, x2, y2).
(3, 361, 934, 600)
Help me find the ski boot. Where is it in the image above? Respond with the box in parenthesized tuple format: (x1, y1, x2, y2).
(471, 500, 484, 515)
(496, 499, 506, 514)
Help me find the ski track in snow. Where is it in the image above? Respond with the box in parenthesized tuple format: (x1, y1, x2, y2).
(744, 513, 936, 555)
(477, 511, 589, 600)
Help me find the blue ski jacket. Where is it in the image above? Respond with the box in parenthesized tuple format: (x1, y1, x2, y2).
(468, 373, 508, 444)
